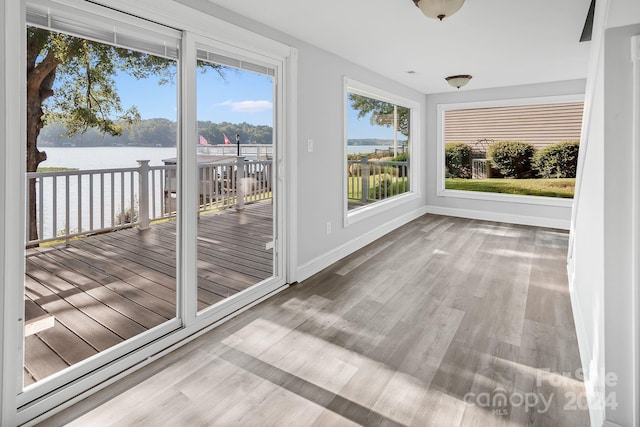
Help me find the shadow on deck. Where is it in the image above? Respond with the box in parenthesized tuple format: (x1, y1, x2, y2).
(23, 202, 273, 385)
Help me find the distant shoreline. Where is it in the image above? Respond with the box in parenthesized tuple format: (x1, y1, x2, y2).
(348, 138, 408, 146)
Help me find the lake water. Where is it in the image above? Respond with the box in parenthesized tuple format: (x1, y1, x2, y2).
(40, 146, 178, 169)
(39, 145, 390, 169)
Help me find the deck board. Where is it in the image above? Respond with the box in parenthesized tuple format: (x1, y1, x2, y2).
(45, 249, 176, 318)
(24, 202, 273, 384)
(29, 255, 169, 329)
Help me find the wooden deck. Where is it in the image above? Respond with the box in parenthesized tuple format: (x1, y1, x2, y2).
(24, 202, 273, 385)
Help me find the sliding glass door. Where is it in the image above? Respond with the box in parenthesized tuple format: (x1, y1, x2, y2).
(17, 0, 287, 416)
(23, 0, 182, 393)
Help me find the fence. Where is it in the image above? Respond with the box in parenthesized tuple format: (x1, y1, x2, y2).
(196, 144, 273, 159)
(26, 158, 272, 246)
(472, 159, 489, 179)
(372, 145, 407, 158)
(347, 156, 409, 205)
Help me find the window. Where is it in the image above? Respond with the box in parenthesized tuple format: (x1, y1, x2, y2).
(438, 96, 583, 204)
(344, 78, 419, 224)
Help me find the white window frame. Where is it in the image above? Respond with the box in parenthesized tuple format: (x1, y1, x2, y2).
(343, 77, 421, 227)
(437, 94, 584, 207)
(2, 0, 298, 424)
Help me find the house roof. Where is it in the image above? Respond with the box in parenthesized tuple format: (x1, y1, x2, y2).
(206, 0, 592, 94)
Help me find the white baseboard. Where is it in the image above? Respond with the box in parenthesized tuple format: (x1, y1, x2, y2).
(296, 206, 429, 282)
(603, 422, 624, 427)
(424, 205, 571, 230)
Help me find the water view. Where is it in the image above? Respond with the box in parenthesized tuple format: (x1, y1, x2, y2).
(39, 145, 390, 169)
(40, 146, 177, 169)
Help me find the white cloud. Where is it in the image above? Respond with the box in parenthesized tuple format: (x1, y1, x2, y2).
(215, 100, 272, 113)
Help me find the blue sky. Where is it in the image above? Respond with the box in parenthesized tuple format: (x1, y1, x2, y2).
(116, 65, 392, 140)
(116, 66, 274, 125)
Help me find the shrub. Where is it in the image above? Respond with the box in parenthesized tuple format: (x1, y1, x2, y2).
(487, 141, 536, 178)
(371, 177, 394, 199)
(391, 151, 409, 177)
(445, 142, 472, 178)
(533, 140, 580, 178)
(391, 152, 408, 162)
(116, 206, 139, 225)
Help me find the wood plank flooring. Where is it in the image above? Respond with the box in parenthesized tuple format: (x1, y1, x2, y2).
(24, 202, 273, 385)
(39, 214, 589, 427)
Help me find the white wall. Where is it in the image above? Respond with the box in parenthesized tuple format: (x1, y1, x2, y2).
(567, 2, 607, 425)
(294, 42, 427, 274)
(602, 22, 640, 427)
(570, 0, 640, 424)
(425, 80, 585, 230)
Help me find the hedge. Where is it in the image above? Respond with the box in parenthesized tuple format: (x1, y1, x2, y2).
(533, 140, 580, 178)
(445, 142, 472, 178)
(487, 141, 535, 178)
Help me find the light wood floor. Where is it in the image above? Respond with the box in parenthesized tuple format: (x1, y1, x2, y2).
(40, 214, 589, 427)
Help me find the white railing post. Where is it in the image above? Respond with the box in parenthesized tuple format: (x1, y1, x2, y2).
(236, 156, 245, 211)
(137, 160, 150, 231)
(361, 156, 370, 203)
(65, 175, 70, 245)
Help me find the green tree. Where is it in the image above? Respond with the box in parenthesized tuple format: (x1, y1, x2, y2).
(347, 93, 410, 137)
(128, 118, 177, 146)
(27, 26, 222, 242)
(27, 27, 169, 241)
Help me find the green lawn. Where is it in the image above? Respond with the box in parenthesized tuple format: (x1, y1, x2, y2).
(445, 178, 575, 198)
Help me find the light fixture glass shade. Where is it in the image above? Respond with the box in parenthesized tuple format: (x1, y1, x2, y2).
(415, 0, 465, 20)
(445, 74, 472, 89)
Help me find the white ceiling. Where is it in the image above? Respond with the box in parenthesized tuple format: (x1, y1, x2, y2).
(206, 0, 592, 94)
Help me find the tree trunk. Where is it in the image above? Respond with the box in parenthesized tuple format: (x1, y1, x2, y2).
(26, 70, 55, 244)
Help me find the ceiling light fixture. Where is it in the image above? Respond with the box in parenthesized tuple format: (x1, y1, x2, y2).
(445, 74, 472, 89)
(412, 0, 465, 21)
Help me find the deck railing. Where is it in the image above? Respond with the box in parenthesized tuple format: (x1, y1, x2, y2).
(347, 156, 409, 206)
(26, 158, 272, 246)
(197, 144, 273, 159)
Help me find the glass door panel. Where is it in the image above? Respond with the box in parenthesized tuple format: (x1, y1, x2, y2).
(195, 50, 276, 314)
(24, 19, 179, 387)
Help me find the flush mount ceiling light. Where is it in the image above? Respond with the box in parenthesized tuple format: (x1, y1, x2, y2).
(412, 0, 465, 21)
(445, 74, 472, 89)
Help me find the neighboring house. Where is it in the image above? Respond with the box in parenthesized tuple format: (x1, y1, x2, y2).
(444, 102, 584, 149)
(1, 0, 639, 426)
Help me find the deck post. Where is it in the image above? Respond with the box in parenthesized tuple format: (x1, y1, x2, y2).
(236, 156, 246, 211)
(137, 160, 150, 231)
(361, 156, 370, 203)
